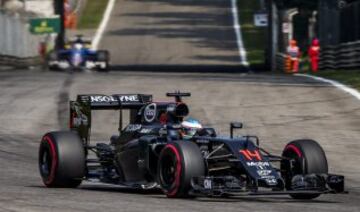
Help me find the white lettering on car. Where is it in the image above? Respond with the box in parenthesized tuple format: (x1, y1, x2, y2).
(90, 95, 117, 102)
(140, 128, 152, 134)
(265, 178, 278, 185)
(72, 115, 88, 127)
(90, 95, 139, 103)
(246, 161, 270, 170)
(204, 178, 212, 189)
(246, 162, 270, 167)
(257, 170, 272, 176)
(125, 124, 142, 132)
(119, 95, 138, 102)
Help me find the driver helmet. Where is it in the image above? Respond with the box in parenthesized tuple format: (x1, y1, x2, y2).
(74, 43, 83, 50)
(181, 118, 202, 139)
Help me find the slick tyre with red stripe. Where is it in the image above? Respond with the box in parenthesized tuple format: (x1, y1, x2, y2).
(39, 131, 86, 187)
(281, 139, 328, 199)
(158, 141, 205, 198)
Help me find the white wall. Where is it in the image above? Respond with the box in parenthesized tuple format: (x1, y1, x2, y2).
(24, 0, 54, 17)
(0, 11, 43, 58)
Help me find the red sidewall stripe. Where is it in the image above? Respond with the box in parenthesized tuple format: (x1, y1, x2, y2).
(43, 136, 57, 185)
(285, 144, 302, 157)
(164, 144, 182, 197)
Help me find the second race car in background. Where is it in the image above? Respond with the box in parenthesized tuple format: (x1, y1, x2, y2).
(47, 35, 110, 71)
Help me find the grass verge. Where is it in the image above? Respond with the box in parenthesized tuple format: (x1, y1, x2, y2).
(313, 70, 360, 90)
(237, 0, 266, 67)
(78, 0, 109, 29)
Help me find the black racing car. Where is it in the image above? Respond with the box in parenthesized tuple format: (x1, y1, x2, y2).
(38, 92, 346, 199)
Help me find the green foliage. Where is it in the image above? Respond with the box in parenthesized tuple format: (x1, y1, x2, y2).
(314, 70, 360, 90)
(237, 0, 267, 66)
(78, 0, 109, 29)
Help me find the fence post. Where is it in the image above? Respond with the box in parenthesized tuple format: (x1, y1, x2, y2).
(0, 13, 3, 56)
(268, 0, 279, 72)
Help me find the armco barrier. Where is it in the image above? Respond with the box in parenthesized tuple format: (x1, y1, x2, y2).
(0, 10, 43, 67)
(319, 41, 360, 70)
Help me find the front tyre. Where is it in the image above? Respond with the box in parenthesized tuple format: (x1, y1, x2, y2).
(281, 139, 328, 199)
(39, 131, 86, 187)
(47, 51, 58, 71)
(158, 141, 205, 198)
(96, 50, 110, 72)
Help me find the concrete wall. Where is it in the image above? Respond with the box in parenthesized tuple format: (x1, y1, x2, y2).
(0, 11, 43, 58)
(24, 0, 54, 17)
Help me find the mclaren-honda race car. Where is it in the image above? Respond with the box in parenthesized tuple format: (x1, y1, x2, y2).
(47, 35, 109, 71)
(38, 92, 346, 199)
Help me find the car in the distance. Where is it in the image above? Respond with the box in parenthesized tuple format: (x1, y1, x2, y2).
(47, 35, 109, 71)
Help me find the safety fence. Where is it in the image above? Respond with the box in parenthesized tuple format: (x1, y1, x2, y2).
(0, 10, 43, 66)
(319, 41, 360, 70)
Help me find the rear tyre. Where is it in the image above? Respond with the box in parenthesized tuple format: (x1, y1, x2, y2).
(96, 50, 109, 72)
(39, 131, 86, 187)
(281, 139, 328, 199)
(158, 141, 205, 198)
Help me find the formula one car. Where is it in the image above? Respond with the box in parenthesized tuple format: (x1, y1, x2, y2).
(38, 92, 346, 199)
(47, 35, 109, 71)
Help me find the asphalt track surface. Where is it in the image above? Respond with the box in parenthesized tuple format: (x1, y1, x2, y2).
(1, 0, 360, 211)
(0, 69, 360, 212)
(102, 0, 246, 71)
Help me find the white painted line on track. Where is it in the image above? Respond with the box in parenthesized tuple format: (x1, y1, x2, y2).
(296, 73, 360, 100)
(231, 0, 249, 67)
(92, 0, 116, 50)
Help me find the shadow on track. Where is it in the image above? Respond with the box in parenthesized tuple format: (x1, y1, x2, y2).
(107, 0, 252, 67)
(26, 184, 162, 195)
(27, 185, 339, 204)
(110, 64, 251, 73)
(80, 186, 163, 195)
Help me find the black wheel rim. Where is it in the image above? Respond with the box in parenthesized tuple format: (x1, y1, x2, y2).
(288, 152, 302, 173)
(40, 147, 52, 178)
(282, 147, 304, 189)
(160, 153, 177, 187)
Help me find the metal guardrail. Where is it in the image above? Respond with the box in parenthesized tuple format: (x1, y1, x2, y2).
(319, 41, 360, 70)
(0, 55, 40, 68)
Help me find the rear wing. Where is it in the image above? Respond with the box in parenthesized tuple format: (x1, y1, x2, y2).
(77, 94, 152, 109)
(70, 94, 152, 144)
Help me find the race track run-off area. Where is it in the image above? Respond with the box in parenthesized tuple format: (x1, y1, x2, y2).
(0, 0, 360, 211)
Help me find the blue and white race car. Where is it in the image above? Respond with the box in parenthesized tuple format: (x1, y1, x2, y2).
(47, 35, 110, 71)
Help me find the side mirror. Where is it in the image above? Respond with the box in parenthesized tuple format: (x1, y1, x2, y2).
(230, 122, 243, 138)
